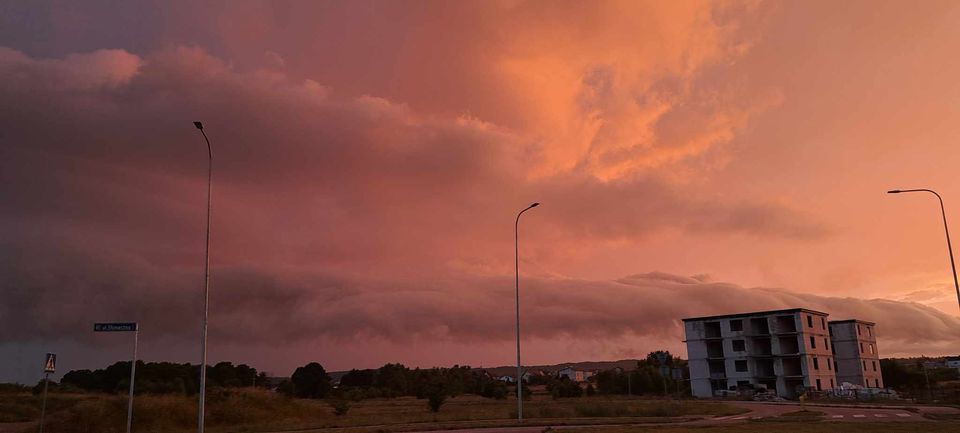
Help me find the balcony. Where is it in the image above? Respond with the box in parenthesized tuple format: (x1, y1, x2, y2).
(706, 341, 724, 358)
(750, 337, 773, 356)
(773, 315, 797, 334)
(777, 336, 800, 355)
(749, 317, 770, 336)
(705, 321, 722, 338)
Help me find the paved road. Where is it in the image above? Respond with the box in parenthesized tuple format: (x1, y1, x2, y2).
(711, 401, 931, 423)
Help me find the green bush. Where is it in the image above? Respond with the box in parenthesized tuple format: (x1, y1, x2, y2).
(328, 398, 350, 416)
(547, 378, 583, 399)
(427, 393, 446, 412)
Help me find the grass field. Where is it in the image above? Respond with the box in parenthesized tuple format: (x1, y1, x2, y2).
(11, 389, 959, 433)
(564, 422, 960, 433)
(2, 389, 749, 433)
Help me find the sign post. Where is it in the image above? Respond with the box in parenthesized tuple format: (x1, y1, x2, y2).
(95, 322, 139, 433)
(39, 353, 55, 433)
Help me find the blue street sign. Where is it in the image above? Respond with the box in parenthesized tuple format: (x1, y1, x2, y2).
(94, 322, 138, 332)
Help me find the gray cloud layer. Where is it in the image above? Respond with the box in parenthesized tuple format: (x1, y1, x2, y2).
(2, 44, 943, 378)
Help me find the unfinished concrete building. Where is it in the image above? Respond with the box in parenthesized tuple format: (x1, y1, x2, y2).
(829, 320, 884, 389)
(683, 308, 841, 398)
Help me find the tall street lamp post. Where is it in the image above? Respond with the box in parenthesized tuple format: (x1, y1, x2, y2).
(194, 121, 213, 433)
(515, 202, 539, 423)
(888, 189, 960, 313)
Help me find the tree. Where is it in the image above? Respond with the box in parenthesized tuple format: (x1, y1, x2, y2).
(423, 376, 448, 412)
(375, 363, 410, 397)
(340, 369, 377, 388)
(276, 379, 295, 397)
(328, 392, 351, 416)
(593, 370, 626, 395)
(290, 362, 332, 399)
(586, 383, 596, 396)
(478, 376, 508, 399)
(646, 351, 674, 367)
(546, 377, 583, 398)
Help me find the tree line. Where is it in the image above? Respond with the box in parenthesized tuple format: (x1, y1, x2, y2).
(278, 362, 509, 412)
(45, 350, 687, 414)
(58, 361, 265, 394)
(879, 359, 959, 392)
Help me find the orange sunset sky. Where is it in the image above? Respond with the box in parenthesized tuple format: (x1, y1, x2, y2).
(2, 0, 960, 382)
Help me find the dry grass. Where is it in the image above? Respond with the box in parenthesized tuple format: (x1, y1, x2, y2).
(564, 423, 960, 433)
(0, 392, 88, 423)
(7, 390, 748, 433)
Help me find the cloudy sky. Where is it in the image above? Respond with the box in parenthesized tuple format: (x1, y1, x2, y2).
(3, 0, 960, 383)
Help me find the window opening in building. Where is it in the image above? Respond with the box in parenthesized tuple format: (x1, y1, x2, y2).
(730, 319, 743, 332)
(732, 339, 746, 352)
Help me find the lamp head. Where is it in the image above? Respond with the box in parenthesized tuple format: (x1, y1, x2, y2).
(887, 190, 902, 194)
(530, 202, 540, 208)
(193, 121, 204, 130)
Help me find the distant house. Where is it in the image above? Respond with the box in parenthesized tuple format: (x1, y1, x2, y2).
(557, 367, 593, 382)
(492, 369, 543, 383)
(946, 357, 960, 371)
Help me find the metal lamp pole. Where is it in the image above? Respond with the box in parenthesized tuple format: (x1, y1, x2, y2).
(888, 189, 960, 312)
(515, 202, 539, 423)
(194, 121, 213, 433)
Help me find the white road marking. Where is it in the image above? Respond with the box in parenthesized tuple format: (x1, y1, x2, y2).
(896, 413, 911, 417)
(732, 416, 748, 420)
(853, 414, 866, 418)
(831, 415, 844, 418)
(874, 414, 887, 418)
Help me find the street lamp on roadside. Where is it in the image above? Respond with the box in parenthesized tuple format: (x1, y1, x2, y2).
(887, 189, 960, 313)
(515, 202, 539, 423)
(193, 121, 213, 433)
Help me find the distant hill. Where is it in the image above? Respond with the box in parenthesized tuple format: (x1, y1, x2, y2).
(477, 359, 642, 378)
(325, 359, 643, 383)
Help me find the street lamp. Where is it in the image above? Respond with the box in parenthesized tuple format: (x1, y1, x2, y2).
(515, 202, 538, 423)
(887, 189, 960, 313)
(194, 121, 213, 433)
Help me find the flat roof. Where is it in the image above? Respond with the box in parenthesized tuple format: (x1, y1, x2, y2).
(828, 319, 876, 326)
(681, 308, 829, 322)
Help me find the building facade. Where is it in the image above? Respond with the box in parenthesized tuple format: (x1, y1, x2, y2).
(829, 319, 884, 389)
(683, 308, 853, 398)
(557, 367, 594, 382)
